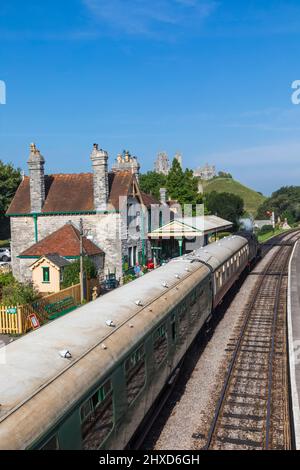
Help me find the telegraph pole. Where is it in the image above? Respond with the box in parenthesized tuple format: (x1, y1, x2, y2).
(79, 218, 84, 303)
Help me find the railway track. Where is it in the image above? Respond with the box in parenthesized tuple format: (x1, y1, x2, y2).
(202, 231, 300, 450)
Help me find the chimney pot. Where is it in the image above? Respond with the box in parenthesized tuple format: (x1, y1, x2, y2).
(27, 143, 45, 213)
(90, 144, 109, 212)
(160, 188, 167, 204)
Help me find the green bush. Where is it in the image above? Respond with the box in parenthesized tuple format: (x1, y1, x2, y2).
(259, 225, 273, 235)
(123, 274, 135, 285)
(123, 261, 129, 272)
(1, 281, 39, 306)
(62, 258, 97, 289)
(0, 272, 14, 287)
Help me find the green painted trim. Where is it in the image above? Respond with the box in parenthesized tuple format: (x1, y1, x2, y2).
(18, 255, 80, 260)
(49, 306, 78, 320)
(7, 209, 119, 217)
(33, 214, 38, 242)
(178, 239, 183, 257)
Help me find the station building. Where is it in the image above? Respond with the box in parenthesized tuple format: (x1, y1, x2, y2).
(148, 215, 233, 262)
(6, 144, 157, 284)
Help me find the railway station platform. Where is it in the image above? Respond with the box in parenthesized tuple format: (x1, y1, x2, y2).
(288, 240, 300, 449)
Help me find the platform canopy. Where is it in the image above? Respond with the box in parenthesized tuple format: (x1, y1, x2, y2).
(148, 215, 233, 239)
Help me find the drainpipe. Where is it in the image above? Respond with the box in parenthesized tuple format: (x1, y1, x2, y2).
(33, 214, 38, 242)
(141, 209, 146, 265)
(178, 239, 183, 257)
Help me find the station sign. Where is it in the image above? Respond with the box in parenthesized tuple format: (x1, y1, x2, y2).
(6, 307, 17, 315)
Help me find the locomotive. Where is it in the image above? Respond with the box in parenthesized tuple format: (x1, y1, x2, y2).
(0, 232, 259, 450)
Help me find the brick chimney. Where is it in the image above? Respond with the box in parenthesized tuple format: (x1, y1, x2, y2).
(111, 151, 140, 181)
(27, 143, 45, 213)
(90, 144, 109, 212)
(160, 188, 167, 204)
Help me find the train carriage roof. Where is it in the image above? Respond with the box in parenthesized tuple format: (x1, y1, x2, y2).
(0, 235, 249, 449)
(192, 235, 248, 271)
(0, 254, 211, 423)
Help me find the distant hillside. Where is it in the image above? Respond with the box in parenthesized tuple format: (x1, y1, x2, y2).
(201, 177, 266, 216)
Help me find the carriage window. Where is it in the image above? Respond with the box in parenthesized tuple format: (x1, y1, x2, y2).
(125, 345, 146, 405)
(199, 287, 209, 312)
(190, 289, 199, 323)
(154, 323, 168, 365)
(81, 379, 113, 450)
(40, 435, 59, 450)
(217, 270, 222, 287)
(190, 290, 197, 307)
(179, 306, 188, 339)
(171, 314, 177, 341)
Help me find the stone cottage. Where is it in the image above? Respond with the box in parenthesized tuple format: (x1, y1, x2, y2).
(7, 143, 158, 283)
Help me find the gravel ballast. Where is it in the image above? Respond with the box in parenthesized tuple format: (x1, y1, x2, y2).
(154, 247, 279, 450)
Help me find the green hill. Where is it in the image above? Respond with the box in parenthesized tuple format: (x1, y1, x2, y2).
(201, 178, 266, 216)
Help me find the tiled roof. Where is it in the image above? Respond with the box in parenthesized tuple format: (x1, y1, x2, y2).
(20, 224, 103, 257)
(108, 172, 134, 210)
(43, 254, 71, 268)
(7, 171, 152, 215)
(7, 174, 94, 215)
(140, 191, 159, 208)
(30, 254, 71, 269)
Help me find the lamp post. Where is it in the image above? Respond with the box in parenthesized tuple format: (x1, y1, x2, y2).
(79, 219, 93, 303)
(141, 208, 146, 265)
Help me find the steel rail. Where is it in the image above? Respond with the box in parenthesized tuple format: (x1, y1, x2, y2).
(203, 230, 300, 450)
(265, 249, 290, 449)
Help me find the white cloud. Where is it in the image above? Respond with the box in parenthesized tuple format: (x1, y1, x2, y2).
(82, 0, 218, 36)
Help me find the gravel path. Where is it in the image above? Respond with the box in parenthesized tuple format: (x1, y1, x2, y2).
(154, 247, 279, 450)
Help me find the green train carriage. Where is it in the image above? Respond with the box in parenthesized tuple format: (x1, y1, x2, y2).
(0, 235, 256, 450)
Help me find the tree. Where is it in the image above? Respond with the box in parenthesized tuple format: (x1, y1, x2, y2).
(0, 160, 22, 239)
(0, 160, 22, 214)
(218, 171, 233, 179)
(140, 159, 203, 211)
(166, 158, 184, 199)
(167, 159, 203, 208)
(282, 210, 295, 225)
(139, 171, 167, 200)
(205, 191, 244, 230)
(256, 186, 300, 222)
(62, 258, 97, 289)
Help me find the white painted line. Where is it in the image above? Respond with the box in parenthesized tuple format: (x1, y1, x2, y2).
(288, 240, 300, 449)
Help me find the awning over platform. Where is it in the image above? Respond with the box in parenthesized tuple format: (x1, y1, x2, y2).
(148, 215, 233, 239)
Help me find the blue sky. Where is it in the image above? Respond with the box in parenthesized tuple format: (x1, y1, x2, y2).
(1, 0, 300, 195)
